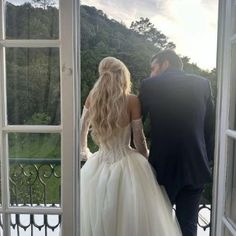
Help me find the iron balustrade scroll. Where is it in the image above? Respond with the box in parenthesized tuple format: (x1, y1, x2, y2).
(0, 158, 61, 235)
(0, 159, 211, 235)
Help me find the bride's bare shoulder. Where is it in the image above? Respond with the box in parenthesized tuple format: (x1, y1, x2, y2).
(127, 94, 141, 119)
(127, 94, 140, 105)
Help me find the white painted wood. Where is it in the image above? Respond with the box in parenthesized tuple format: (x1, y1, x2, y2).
(0, 1, 79, 235)
(223, 217, 236, 235)
(0, 39, 60, 47)
(212, 0, 233, 235)
(60, 0, 78, 235)
(213, 0, 236, 235)
(0, 0, 10, 234)
(211, 0, 226, 233)
(226, 129, 236, 139)
(231, 34, 236, 43)
(73, 1, 81, 236)
(0, 0, 4, 40)
(0, 207, 62, 214)
(2, 125, 62, 133)
(0, 1, 3, 211)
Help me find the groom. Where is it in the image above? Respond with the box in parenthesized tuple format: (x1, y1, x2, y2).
(139, 49, 215, 236)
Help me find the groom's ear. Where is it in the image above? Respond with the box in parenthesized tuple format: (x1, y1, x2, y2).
(162, 60, 170, 71)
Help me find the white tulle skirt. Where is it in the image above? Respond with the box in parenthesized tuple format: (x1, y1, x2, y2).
(80, 148, 182, 236)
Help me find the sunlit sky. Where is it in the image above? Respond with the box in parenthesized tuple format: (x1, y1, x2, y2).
(81, 0, 218, 70)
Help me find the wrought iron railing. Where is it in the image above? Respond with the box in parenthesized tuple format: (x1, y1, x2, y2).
(198, 204, 211, 231)
(9, 158, 61, 206)
(1, 158, 61, 235)
(0, 159, 211, 235)
(82, 160, 212, 233)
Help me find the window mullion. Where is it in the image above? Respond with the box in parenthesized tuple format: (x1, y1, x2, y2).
(212, 0, 233, 235)
(0, 0, 76, 234)
(2, 125, 62, 133)
(60, 0, 77, 235)
(231, 34, 236, 43)
(0, 0, 10, 231)
(222, 217, 236, 235)
(0, 39, 60, 48)
(226, 129, 236, 139)
(1, 133, 10, 235)
(1, 207, 62, 214)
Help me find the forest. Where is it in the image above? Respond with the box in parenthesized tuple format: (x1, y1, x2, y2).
(4, 2, 215, 204)
(80, 5, 217, 105)
(6, 3, 217, 126)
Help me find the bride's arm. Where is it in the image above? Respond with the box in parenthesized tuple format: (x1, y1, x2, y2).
(80, 98, 91, 161)
(132, 119, 149, 158)
(129, 95, 149, 158)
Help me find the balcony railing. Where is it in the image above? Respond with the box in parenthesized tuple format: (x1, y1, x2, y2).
(0, 159, 211, 235)
(1, 158, 61, 235)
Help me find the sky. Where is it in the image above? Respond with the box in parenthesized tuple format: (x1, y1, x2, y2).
(81, 0, 219, 70)
(7, 0, 59, 8)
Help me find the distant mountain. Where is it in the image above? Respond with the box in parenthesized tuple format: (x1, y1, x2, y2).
(80, 5, 216, 104)
(4, 2, 216, 121)
(80, 5, 161, 103)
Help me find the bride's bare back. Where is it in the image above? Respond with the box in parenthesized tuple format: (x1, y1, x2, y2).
(81, 93, 148, 158)
(85, 93, 142, 127)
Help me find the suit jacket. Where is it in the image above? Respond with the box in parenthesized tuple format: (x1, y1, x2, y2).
(139, 68, 215, 199)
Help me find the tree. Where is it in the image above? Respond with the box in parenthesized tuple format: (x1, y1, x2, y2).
(130, 17, 176, 49)
(130, 17, 154, 37)
(32, 0, 56, 9)
(5, 3, 216, 204)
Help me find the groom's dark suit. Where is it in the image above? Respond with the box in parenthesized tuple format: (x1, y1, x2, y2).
(139, 68, 215, 236)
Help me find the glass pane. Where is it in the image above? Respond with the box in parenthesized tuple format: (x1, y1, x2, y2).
(6, 48, 60, 125)
(0, 159, 1, 206)
(224, 225, 234, 236)
(229, 43, 236, 130)
(225, 138, 236, 224)
(232, 0, 236, 36)
(0, 214, 2, 235)
(6, 0, 59, 39)
(8, 133, 61, 207)
(10, 213, 61, 235)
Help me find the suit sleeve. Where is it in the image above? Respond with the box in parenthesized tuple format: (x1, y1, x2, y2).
(139, 80, 149, 122)
(204, 80, 215, 165)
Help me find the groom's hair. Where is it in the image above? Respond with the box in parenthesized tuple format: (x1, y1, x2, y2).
(151, 49, 183, 70)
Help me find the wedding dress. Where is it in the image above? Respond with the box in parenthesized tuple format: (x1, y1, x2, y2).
(80, 107, 182, 236)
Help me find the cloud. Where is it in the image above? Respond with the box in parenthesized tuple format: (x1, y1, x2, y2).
(149, 0, 218, 69)
(81, 0, 165, 26)
(82, 0, 219, 69)
(8, 0, 59, 7)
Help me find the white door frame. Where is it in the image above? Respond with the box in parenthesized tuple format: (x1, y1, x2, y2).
(60, 0, 80, 235)
(212, 0, 236, 235)
(0, 0, 80, 235)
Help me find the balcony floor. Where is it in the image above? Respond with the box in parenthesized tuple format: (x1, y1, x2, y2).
(8, 204, 211, 236)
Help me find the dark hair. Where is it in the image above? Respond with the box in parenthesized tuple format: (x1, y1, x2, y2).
(151, 49, 183, 70)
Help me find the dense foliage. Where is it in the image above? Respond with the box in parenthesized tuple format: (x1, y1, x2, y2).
(5, 3, 217, 127)
(4, 3, 216, 203)
(81, 5, 217, 106)
(80, 5, 216, 203)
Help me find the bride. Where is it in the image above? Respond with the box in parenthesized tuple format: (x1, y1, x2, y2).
(80, 57, 182, 236)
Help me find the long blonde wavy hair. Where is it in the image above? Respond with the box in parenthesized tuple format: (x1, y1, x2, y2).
(89, 57, 131, 145)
